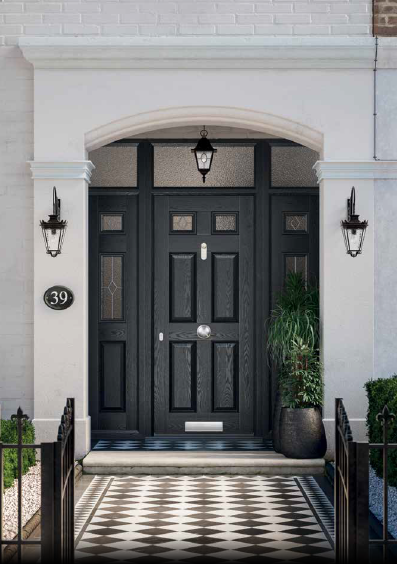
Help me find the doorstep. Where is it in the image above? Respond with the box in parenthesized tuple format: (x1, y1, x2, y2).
(82, 450, 325, 475)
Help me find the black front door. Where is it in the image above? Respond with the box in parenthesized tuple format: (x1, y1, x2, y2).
(153, 195, 255, 434)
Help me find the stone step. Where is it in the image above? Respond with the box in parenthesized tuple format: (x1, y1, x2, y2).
(83, 450, 325, 475)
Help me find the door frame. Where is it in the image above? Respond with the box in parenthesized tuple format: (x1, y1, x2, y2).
(89, 138, 318, 439)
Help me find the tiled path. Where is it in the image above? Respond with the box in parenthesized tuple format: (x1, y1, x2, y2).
(75, 475, 335, 563)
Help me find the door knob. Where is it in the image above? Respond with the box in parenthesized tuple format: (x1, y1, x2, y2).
(197, 325, 211, 339)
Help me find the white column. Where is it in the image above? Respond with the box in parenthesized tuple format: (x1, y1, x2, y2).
(315, 162, 375, 451)
(30, 162, 94, 458)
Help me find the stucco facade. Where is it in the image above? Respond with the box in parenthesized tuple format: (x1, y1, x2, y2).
(1, 1, 397, 458)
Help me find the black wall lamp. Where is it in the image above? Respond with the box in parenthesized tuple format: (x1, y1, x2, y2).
(192, 127, 217, 183)
(341, 187, 368, 258)
(40, 187, 67, 258)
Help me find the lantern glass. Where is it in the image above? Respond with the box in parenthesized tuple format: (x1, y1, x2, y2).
(341, 220, 367, 258)
(192, 128, 217, 183)
(40, 215, 67, 257)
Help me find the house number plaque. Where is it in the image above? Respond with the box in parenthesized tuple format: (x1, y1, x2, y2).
(44, 286, 74, 311)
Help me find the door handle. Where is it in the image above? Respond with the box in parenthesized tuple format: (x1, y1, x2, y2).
(197, 325, 211, 339)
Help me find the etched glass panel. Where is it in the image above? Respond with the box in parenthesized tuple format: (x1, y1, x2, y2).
(172, 214, 194, 232)
(101, 214, 124, 232)
(285, 213, 308, 233)
(101, 255, 123, 320)
(215, 214, 237, 233)
(89, 145, 137, 187)
(154, 144, 255, 187)
(272, 146, 319, 187)
(285, 255, 307, 281)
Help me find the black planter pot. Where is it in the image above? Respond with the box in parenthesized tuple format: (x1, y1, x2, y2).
(279, 407, 327, 459)
(272, 391, 283, 453)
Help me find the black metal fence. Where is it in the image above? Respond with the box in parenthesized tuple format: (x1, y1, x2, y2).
(0, 398, 75, 563)
(335, 398, 397, 563)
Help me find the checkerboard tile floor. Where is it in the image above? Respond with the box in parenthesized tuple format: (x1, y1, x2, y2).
(75, 476, 335, 563)
(92, 439, 273, 452)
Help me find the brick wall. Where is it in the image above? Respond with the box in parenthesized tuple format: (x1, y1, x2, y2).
(0, 1, 372, 44)
(374, 0, 397, 35)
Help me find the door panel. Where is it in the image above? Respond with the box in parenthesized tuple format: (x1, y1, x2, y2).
(154, 195, 254, 434)
(89, 195, 138, 431)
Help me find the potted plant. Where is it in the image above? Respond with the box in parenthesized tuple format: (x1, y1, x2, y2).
(267, 273, 321, 453)
(279, 338, 326, 459)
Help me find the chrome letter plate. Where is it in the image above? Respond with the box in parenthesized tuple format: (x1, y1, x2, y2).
(185, 421, 223, 433)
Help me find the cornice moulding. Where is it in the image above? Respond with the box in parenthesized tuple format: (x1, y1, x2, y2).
(18, 37, 397, 70)
(314, 161, 397, 181)
(29, 161, 95, 182)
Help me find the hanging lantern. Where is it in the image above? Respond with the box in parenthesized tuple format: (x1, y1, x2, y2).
(40, 187, 67, 258)
(341, 187, 368, 258)
(191, 127, 217, 183)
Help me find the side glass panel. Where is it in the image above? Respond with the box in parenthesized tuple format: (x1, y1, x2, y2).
(101, 214, 124, 232)
(285, 254, 308, 282)
(89, 145, 137, 187)
(284, 213, 308, 233)
(101, 255, 124, 320)
(154, 144, 255, 187)
(271, 146, 319, 187)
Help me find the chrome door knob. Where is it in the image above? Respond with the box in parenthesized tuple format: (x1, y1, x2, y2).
(197, 325, 211, 339)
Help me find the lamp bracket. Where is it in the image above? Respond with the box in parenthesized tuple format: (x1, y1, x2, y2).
(53, 186, 61, 219)
(347, 186, 356, 221)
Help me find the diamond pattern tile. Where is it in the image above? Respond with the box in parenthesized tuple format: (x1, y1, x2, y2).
(75, 476, 335, 562)
(92, 439, 273, 452)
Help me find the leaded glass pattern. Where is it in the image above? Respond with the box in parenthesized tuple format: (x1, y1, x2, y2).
(101, 214, 124, 232)
(214, 214, 238, 233)
(171, 214, 194, 232)
(285, 255, 307, 282)
(154, 144, 255, 187)
(101, 255, 123, 320)
(272, 146, 319, 187)
(285, 214, 308, 233)
(89, 145, 137, 187)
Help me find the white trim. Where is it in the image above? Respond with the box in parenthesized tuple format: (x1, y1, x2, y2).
(18, 36, 397, 70)
(29, 161, 95, 182)
(314, 161, 397, 182)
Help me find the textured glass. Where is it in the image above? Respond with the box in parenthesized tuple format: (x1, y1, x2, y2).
(101, 214, 123, 232)
(101, 255, 123, 320)
(89, 145, 137, 187)
(172, 214, 194, 231)
(154, 144, 254, 187)
(272, 146, 319, 187)
(285, 214, 308, 233)
(285, 255, 307, 281)
(215, 214, 237, 232)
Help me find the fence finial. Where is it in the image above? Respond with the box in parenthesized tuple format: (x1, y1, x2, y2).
(376, 404, 396, 426)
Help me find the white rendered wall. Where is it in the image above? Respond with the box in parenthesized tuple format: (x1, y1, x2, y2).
(0, 47, 34, 420)
(0, 1, 372, 46)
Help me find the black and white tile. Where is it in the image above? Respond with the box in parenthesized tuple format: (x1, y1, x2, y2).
(92, 438, 273, 452)
(75, 476, 113, 540)
(75, 475, 335, 563)
(296, 476, 335, 545)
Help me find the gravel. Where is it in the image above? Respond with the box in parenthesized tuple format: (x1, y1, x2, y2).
(369, 465, 397, 539)
(3, 463, 41, 541)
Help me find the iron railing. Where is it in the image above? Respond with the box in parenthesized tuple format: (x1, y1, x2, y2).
(335, 398, 397, 563)
(0, 398, 75, 563)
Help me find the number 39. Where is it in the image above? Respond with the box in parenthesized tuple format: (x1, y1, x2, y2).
(50, 290, 68, 306)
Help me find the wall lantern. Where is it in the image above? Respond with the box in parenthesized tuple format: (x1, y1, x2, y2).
(191, 127, 217, 183)
(40, 187, 67, 258)
(341, 187, 368, 258)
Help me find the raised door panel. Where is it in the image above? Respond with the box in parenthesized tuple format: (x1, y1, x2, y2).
(213, 342, 238, 411)
(170, 254, 197, 322)
(212, 253, 239, 322)
(170, 342, 196, 412)
(100, 342, 126, 412)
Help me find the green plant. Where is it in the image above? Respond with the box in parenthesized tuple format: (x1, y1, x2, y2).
(365, 376, 397, 487)
(267, 273, 319, 368)
(281, 339, 323, 409)
(1, 419, 36, 489)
